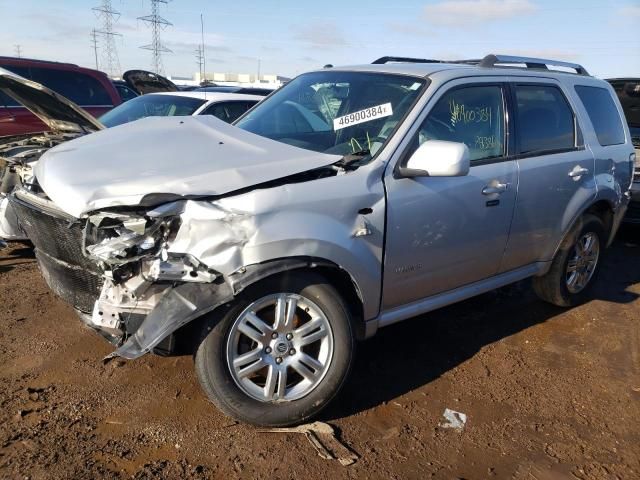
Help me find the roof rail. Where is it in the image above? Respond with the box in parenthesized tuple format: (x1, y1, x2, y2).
(372, 56, 443, 65)
(475, 54, 590, 76)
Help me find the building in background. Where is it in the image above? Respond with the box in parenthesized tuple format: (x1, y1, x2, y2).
(168, 72, 290, 88)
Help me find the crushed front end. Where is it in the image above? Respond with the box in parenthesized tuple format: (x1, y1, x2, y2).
(9, 191, 247, 358)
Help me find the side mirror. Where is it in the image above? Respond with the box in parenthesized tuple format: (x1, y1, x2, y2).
(398, 140, 470, 178)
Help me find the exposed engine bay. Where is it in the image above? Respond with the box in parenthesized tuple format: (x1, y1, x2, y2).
(0, 132, 82, 239)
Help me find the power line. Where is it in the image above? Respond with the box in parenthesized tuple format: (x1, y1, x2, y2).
(14, 45, 22, 58)
(138, 0, 173, 75)
(92, 0, 122, 77)
(90, 29, 99, 70)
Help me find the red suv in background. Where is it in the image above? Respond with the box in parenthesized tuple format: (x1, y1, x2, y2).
(0, 57, 120, 136)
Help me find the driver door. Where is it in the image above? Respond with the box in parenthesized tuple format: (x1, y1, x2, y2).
(382, 81, 517, 310)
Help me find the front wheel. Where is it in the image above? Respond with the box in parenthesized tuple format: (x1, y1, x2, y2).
(194, 272, 354, 427)
(533, 213, 605, 307)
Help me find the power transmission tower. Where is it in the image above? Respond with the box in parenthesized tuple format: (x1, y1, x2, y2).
(138, 0, 172, 74)
(90, 29, 99, 70)
(92, 0, 122, 77)
(14, 45, 22, 58)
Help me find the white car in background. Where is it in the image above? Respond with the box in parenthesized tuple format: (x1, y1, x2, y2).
(99, 91, 262, 127)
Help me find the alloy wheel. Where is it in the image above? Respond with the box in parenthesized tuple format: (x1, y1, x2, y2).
(226, 293, 334, 402)
(566, 232, 600, 294)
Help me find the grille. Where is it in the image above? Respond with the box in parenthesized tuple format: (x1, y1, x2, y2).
(9, 193, 103, 312)
(37, 250, 103, 313)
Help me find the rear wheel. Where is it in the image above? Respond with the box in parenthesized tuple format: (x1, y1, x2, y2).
(194, 272, 354, 427)
(533, 214, 605, 307)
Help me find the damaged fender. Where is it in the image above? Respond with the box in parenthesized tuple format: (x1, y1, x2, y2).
(91, 162, 386, 359)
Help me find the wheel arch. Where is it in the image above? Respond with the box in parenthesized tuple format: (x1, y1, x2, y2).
(543, 198, 615, 276)
(172, 257, 368, 351)
(227, 257, 367, 341)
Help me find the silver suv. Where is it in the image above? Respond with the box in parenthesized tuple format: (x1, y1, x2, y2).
(9, 54, 634, 426)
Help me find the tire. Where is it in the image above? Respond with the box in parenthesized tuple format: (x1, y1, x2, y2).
(533, 213, 606, 307)
(194, 271, 355, 427)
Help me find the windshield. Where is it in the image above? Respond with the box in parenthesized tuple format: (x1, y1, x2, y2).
(235, 71, 426, 158)
(99, 94, 206, 128)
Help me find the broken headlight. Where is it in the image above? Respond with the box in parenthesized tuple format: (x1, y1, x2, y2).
(84, 210, 180, 265)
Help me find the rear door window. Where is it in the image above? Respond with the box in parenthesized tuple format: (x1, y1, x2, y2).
(514, 85, 576, 154)
(576, 85, 626, 146)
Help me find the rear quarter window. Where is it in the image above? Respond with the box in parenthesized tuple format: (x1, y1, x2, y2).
(575, 85, 625, 146)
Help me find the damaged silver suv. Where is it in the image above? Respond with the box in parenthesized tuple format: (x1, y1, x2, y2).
(8, 55, 634, 426)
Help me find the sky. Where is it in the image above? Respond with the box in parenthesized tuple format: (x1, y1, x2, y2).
(0, 0, 638, 80)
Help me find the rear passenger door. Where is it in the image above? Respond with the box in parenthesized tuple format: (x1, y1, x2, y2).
(500, 80, 596, 271)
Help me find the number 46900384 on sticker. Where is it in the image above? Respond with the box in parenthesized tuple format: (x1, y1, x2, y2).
(333, 103, 393, 131)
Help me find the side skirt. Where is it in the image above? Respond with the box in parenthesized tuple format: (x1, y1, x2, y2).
(364, 261, 549, 336)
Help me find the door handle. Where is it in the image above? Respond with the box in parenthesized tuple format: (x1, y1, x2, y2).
(482, 183, 509, 195)
(568, 166, 589, 178)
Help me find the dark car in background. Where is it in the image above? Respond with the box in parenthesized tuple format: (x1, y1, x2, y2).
(112, 80, 138, 102)
(608, 78, 640, 222)
(0, 57, 121, 136)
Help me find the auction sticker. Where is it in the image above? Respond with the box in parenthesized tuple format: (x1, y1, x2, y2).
(333, 103, 393, 131)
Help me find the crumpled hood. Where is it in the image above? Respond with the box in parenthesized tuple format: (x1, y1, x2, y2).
(35, 115, 340, 217)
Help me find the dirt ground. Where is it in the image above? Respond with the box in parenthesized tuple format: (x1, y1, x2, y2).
(1, 227, 639, 480)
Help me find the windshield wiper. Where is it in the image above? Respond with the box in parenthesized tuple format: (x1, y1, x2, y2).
(336, 149, 370, 169)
